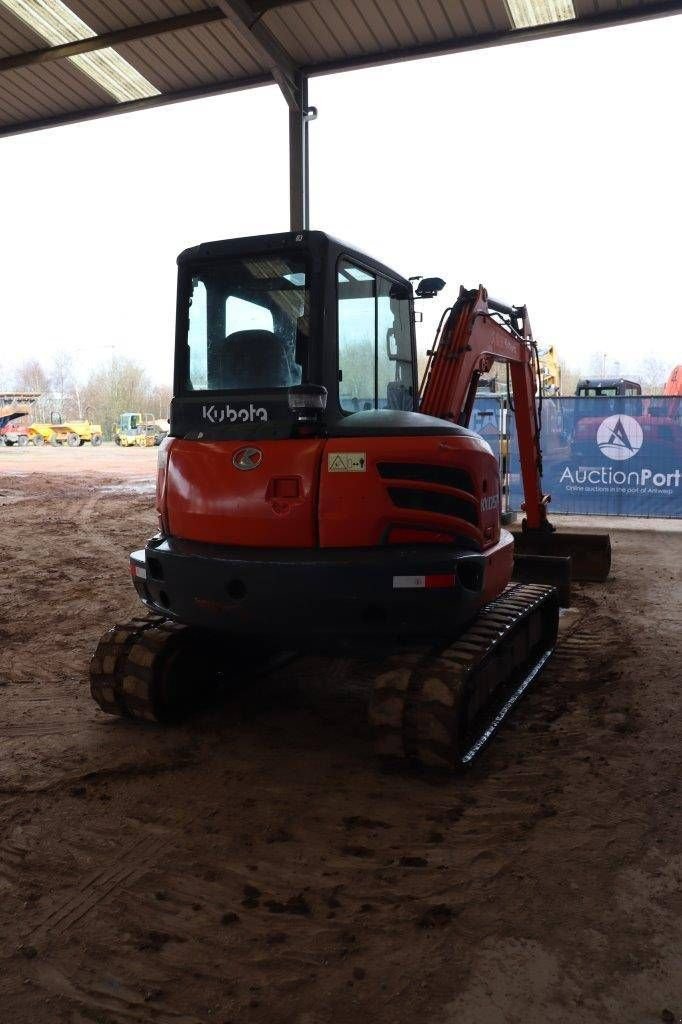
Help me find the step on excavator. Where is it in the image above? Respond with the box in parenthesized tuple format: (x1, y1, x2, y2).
(90, 231, 610, 768)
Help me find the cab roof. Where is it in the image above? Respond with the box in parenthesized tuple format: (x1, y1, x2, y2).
(176, 230, 411, 290)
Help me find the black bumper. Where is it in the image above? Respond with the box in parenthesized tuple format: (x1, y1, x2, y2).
(131, 536, 490, 642)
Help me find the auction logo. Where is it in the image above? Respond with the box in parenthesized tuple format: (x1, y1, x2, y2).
(596, 415, 643, 461)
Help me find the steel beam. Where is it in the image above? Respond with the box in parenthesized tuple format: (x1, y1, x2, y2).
(217, 0, 299, 105)
(217, 0, 312, 229)
(0, 9, 226, 73)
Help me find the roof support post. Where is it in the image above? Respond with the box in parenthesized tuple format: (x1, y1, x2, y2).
(288, 71, 310, 232)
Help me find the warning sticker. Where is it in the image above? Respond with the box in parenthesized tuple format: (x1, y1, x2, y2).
(327, 452, 367, 473)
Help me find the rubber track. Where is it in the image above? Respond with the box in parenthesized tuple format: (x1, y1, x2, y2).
(369, 583, 559, 769)
(90, 615, 185, 722)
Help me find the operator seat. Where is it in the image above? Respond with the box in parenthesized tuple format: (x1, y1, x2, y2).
(217, 329, 292, 389)
(386, 381, 413, 411)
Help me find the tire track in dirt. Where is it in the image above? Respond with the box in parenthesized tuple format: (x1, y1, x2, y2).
(1, 721, 84, 739)
(0, 836, 26, 889)
(27, 832, 167, 941)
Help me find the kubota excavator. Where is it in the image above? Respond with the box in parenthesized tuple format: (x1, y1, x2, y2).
(90, 231, 610, 768)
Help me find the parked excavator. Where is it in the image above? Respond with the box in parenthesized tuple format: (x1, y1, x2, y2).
(90, 231, 610, 768)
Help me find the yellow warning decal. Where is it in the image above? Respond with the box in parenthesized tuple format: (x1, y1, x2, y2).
(327, 452, 367, 473)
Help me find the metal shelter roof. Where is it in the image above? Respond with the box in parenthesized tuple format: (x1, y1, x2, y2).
(1, 0, 681, 139)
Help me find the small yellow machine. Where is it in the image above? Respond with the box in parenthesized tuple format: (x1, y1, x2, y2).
(114, 413, 167, 447)
(538, 345, 561, 395)
(30, 415, 103, 447)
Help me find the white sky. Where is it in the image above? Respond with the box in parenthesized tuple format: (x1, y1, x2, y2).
(1, 14, 681, 386)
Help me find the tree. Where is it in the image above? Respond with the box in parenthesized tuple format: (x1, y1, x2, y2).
(147, 383, 172, 421)
(339, 339, 375, 408)
(50, 353, 78, 419)
(81, 356, 158, 438)
(13, 360, 51, 421)
(636, 356, 668, 394)
(558, 364, 579, 397)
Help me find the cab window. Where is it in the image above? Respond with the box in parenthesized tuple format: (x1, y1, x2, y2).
(185, 255, 307, 392)
(337, 259, 413, 413)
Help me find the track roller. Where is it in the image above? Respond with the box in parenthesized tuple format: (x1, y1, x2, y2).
(368, 584, 559, 769)
(90, 615, 224, 723)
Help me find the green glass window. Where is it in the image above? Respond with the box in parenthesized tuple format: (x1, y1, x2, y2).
(337, 259, 413, 413)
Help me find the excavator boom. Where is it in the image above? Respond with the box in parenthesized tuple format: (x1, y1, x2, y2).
(420, 286, 610, 581)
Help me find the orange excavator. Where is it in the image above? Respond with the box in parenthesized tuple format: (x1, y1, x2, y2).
(90, 231, 610, 768)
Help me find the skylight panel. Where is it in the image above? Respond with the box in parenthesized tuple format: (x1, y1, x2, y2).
(1, 0, 160, 103)
(505, 0, 576, 29)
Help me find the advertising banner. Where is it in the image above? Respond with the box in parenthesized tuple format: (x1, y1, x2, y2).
(472, 394, 681, 518)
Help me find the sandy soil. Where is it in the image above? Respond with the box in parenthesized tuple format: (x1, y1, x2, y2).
(1, 447, 681, 1024)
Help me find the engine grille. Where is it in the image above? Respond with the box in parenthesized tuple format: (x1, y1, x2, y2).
(377, 462, 475, 494)
(387, 487, 479, 525)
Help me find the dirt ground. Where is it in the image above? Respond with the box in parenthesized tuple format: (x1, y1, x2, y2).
(1, 445, 681, 1024)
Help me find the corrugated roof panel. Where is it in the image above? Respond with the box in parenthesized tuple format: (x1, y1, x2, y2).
(459, 0, 497, 34)
(265, 7, 321, 63)
(276, 4, 348, 62)
(120, 15, 267, 91)
(152, 22, 247, 80)
(29, 51, 114, 105)
(362, 0, 416, 48)
(311, 1, 375, 55)
(375, 0, 423, 46)
(395, 0, 441, 42)
(301, 0, 372, 56)
(203, 15, 273, 74)
(400, 0, 448, 44)
(0, 61, 108, 125)
(297, 2, 361, 57)
(0, 0, 163, 104)
(0, 10, 46, 58)
(413, 0, 460, 39)
(116, 36, 203, 91)
(572, 0, 598, 14)
(330, 0, 396, 52)
(188, 21, 266, 76)
(484, 0, 516, 31)
(1, 0, 681, 137)
(437, 0, 479, 38)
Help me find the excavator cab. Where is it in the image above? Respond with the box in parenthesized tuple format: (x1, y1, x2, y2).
(172, 230, 421, 438)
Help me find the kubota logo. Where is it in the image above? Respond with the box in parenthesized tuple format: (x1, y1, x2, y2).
(202, 403, 268, 424)
(596, 414, 644, 461)
(233, 447, 263, 471)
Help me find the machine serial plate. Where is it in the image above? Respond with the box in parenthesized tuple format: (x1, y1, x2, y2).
(327, 452, 366, 473)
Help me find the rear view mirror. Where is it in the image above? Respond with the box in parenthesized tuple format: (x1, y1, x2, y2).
(416, 277, 446, 299)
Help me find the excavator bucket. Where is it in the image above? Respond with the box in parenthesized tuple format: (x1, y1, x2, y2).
(511, 529, 611, 583)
